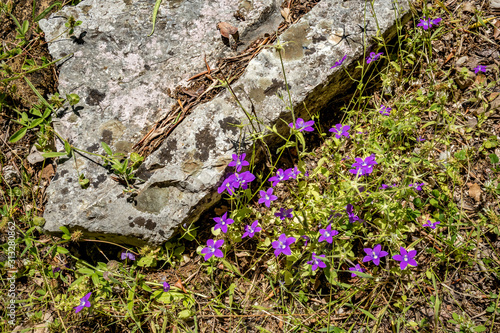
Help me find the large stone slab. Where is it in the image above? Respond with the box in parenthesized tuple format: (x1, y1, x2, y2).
(40, 0, 410, 245)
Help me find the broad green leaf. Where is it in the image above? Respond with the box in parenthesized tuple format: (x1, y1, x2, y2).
(9, 127, 27, 143)
(56, 246, 69, 254)
(101, 141, 113, 155)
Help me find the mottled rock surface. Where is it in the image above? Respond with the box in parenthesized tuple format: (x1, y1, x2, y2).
(40, 0, 410, 245)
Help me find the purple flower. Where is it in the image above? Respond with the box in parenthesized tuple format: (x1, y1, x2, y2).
(301, 235, 310, 247)
(349, 155, 378, 176)
(274, 208, 293, 220)
(474, 65, 486, 74)
(231, 171, 256, 190)
(392, 247, 418, 270)
(417, 136, 425, 142)
(258, 188, 278, 207)
(430, 18, 442, 27)
(53, 267, 62, 273)
(379, 105, 391, 116)
(218, 176, 236, 195)
(349, 264, 365, 277)
(201, 239, 224, 261)
(74, 292, 92, 313)
(163, 282, 170, 292)
(272, 233, 296, 257)
(366, 52, 383, 64)
(417, 17, 431, 30)
(289, 118, 315, 132)
(329, 124, 351, 139)
(121, 252, 136, 261)
(417, 17, 442, 30)
(268, 168, 290, 187)
(363, 244, 388, 266)
(379, 183, 390, 190)
(423, 220, 441, 229)
(242, 220, 262, 239)
(285, 166, 301, 179)
(345, 204, 360, 223)
(307, 253, 327, 271)
(228, 153, 249, 172)
(318, 224, 338, 244)
(213, 212, 234, 233)
(330, 55, 347, 69)
(409, 182, 424, 191)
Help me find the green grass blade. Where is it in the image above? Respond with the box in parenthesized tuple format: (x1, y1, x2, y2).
(149, 0, 163, 37)
(24, 76, 54, 112)
(35, 2, 62, 22)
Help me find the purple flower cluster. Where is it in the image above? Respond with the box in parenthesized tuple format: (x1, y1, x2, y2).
(417, 17, 442, 30)
(379, 105, 391, 116)
(361, 244, 418, 270)
(218, 154, 256, 195)
(409, 182, 424, 191)
(349, 155, 378, 176)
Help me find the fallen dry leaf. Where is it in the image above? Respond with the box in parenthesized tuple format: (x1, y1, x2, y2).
(217, 22, 238, 38)
(494, 20, 500, 39)
(280, 7, 291, 23)
(467, 182, 482, 202)
(41, 164, 55, 181)
(174, 278, 188, 293)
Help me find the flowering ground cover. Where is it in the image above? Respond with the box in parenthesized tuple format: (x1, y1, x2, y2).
(1, 0, 500, 332)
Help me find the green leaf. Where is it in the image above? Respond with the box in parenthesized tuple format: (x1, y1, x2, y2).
(41, 151, 67, 158)
(178, 309, 193, 319)
(66, 93, 80, 106)
(24, 77, 54, 112)
(101, 141, 113, 156)
(489, 153, 499, 164)
(149, 0, 163, 36)
(9, 127, 27, 143)
(91, 273, 100, 286)
(21, 20, 29, 35)
(78, 267, 95, 275)
(359, 308, 376, 321)
(29, 118, 44, 129)
(64, 141, 72, 154)
(454, 149, 467, 161)
(35, 2, 61, 22)
(56, 246, 69, 254)
(59, 226, 70, 235)
(474, 326, 486, 332)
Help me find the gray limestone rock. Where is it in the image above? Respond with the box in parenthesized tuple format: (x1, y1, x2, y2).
(40, 0, 410, 245)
